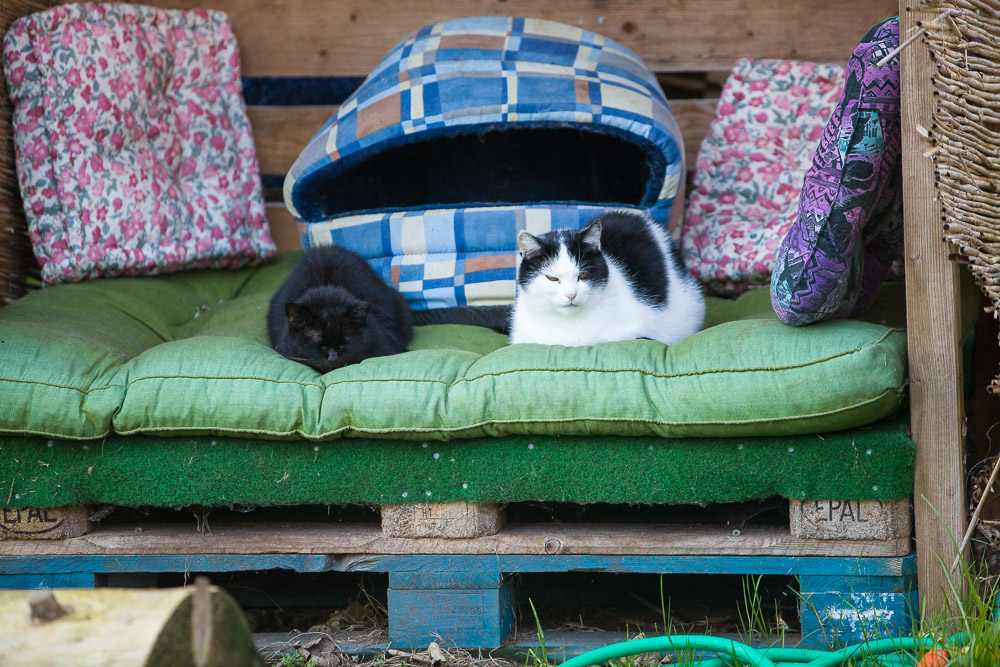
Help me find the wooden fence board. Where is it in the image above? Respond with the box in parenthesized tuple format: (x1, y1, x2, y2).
(899, 4, 968, 611)
(144, 0, 896, 77)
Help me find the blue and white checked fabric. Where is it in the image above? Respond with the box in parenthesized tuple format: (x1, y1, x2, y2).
(285, 16, 683, 310)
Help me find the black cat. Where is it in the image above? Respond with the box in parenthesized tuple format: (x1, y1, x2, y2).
(267, 245, 413, 373)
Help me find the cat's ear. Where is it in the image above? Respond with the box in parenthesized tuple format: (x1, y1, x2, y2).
(517, 230, 544, 258)
(285, 302, 313, 331)
(346, 302, 371, 325)
(581, 219, 602, 251)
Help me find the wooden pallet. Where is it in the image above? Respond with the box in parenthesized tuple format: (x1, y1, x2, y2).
(0, 499, 915, 650)
(1, 498, 913, 545)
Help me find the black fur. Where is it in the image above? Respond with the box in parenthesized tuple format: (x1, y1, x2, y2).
(518, 211, 669, 307)
(267, 246, 413, 373)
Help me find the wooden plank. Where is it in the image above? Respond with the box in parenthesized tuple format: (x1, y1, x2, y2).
(0, 573, 97, 589)
(674, 98, 718, 164)
(382, 502, 505, 538)
(798, 590, 917, 648)
(249, 99, 717, 178)
(0, 552, 916, 578)
(248, 105, 332, 176)
(0, 506, 90, 540)
(789, 499, 911, 541)
(799, 574, 915, 595)
(388, 570, 514, 648)
(0, 521, 911, 557)
(265, 203, 301, 252)
(144, 0, 895, 77)
(899, 4, 969, 611)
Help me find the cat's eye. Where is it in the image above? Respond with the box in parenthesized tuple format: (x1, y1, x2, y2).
(578, 272, 588, 279)
(545, 275, 559, 282)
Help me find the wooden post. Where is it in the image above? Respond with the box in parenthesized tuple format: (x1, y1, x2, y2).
(899, 3, 968, 610)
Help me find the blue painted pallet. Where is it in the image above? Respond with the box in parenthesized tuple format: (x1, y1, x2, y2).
(0, 553, 916, 649)
(0, 554, 916, 576)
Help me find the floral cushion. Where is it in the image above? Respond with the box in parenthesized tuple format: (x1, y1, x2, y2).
(681, 59, 846, 296)
(2, 3, 274, 284)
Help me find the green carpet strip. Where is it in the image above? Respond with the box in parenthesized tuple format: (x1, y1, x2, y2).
(0, 417, 913, 508)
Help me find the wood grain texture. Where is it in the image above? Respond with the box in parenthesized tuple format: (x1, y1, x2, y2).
(248, 99, 718, 178)
(798, 590, 918, 647)
(248, 105, 332, 176)
(0, 552, 917, 578)
(142, 0, 895, 77)
(388, 582, 515, 648)
(382, 502, 505, 538)
(265, 203, 301, 252)
(899, 4, 968, 611)
(0, 522, 911, 557)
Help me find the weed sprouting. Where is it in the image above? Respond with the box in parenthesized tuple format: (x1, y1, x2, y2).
(736, 574, 788, 649)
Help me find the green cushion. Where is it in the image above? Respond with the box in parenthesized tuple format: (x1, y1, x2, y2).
(0, 252, 969, 441)
(0, 417, 914, 508)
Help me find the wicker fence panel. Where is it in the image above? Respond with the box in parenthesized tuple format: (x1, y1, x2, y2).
(923, 0, 1000, 392)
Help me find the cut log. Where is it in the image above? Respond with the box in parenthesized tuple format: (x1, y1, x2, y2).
(0, 581, 260, 666)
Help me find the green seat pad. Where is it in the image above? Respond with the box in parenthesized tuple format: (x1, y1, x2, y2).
(0, 417, 914, 508)
(0, 252, 970, 441)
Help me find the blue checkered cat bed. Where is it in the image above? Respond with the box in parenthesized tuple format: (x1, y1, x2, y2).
(284, 16, 684, 311)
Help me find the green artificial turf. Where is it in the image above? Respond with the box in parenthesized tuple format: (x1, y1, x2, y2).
(0, 416, 914, 508)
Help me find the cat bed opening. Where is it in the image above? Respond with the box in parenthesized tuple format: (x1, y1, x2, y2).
(291, 125, 662, 219)
(285, 16, 684, 310)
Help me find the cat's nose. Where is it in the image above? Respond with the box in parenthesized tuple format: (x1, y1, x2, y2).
(326, 350, 338, 362)
(566, 292, 577, 303)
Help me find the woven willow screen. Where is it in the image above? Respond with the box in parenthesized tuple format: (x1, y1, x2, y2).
(923, 0, 1000, 392)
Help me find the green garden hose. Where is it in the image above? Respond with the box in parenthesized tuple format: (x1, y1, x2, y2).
(558, 634, 968, 667)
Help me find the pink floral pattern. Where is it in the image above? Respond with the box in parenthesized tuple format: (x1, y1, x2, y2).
(3, 3, 274, 285)
(681, 59, 845, 296)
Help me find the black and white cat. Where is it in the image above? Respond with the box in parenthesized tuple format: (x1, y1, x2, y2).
(267, 245, 413, 373)
(509, 211, 705, 346)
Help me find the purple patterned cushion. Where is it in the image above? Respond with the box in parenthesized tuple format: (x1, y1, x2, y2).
(770, 17, 904, 325)
(2, 3, 274, 284)
(681, 58, 846, 297)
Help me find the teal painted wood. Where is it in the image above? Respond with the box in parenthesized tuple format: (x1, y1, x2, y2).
(798, 590, 918, 649)
(799, 574, 916, 595)
(388, 577, 515, 648)
(0, 572, 96, 588)
(0, 553, 917, 577)
(389, 570, 503, 590)
(0, 551, 916, 649)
